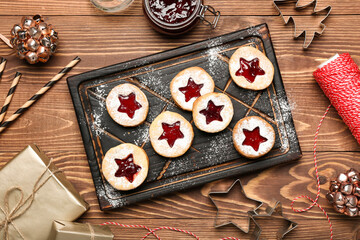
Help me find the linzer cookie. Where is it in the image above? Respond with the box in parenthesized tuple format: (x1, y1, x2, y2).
(149, 111, 194, 158)
(229, 46, 274, 90)
(233, 116, 275, 159)
(193, 92, 234, 133)
(106, 83, 149, 127)
(102, 143, 149, 191)
(170, 67, 215, 111)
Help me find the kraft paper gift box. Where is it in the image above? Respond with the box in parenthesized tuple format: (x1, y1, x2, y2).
(48, 220, 114, 240)
(0, 144, 89, 240)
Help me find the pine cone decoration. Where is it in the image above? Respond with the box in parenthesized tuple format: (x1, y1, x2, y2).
(326, 168, 360, 217)
(10, 15, 58, 64)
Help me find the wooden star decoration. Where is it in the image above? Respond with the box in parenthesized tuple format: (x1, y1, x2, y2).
(208, 179, 263, 233)
(273, 0, 332, 49)
(250, 201, 298, 240)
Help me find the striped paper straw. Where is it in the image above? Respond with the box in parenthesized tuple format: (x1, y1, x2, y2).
(0, 58, 7, 80)
(0, 72, 22, 124)
(0, 56, 81, 134)
(0, 33, 13, 49)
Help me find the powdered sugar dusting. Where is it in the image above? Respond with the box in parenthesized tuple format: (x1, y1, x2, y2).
(193, 93, 234, 133)
(233, 116, 275, 157)
(91, 85, 108, 136)
(133, 125, 150, 146)
(102, 143, 149, 191)
(205, 38, 226, 77)
(149, 111, 194, 158)
(204, 131, 235, 163)
(275, 90, 297, 152)
(137, 66, 170, 99)
(171, 67, 215, 111)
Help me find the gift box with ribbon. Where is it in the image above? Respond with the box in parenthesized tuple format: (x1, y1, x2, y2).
(48, 220, 114, 240)
(0, 144, 89, 240)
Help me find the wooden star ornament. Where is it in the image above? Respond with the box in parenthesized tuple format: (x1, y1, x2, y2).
(208, 179, 263, 233)
(273, 0, 332, 49)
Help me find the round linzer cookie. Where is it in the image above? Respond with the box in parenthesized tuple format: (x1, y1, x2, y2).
(233, 116, 275, 159)
(229, 46, 274, 90)
(170, 67, 215, 111)
(102, 143, 149, 191)
(149, 111, 194, 158)
(193, 92, 234, 133)
(106, 83, 149, 127)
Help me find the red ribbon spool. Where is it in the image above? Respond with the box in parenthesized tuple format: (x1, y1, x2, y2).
(314, 53, 360, 145)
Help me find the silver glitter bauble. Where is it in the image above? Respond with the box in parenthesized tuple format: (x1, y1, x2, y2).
(340, 183, 353, 195)
(10, 14, 58, 64)
(345, 207, 358, 217)
(338, 173, 348, 183)
(345, 195, 358, 208)
(327, 168, 360, 217)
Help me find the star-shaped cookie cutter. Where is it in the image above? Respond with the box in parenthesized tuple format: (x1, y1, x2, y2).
(208, 179, 263, 233)
(250, 201, 298, 240)
(273, 0, 332, 49)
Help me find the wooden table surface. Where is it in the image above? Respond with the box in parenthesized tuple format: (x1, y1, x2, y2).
(1, 0, 360, 239)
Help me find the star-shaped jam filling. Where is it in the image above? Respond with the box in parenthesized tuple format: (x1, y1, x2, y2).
(178, 77, 204, 102)
(235, 57, 265, 83)
(117, 92, 142, 119)
(199, 100, 224, 124)
(158, 121, 184, 148)
(242, 126, 267, 152)
(114, 154, 142, 183)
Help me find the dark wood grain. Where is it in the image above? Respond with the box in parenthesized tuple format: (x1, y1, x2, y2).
(0, 1, 360, 239)
(1, 16, 360, 152)
(0, 0, 358, 16)
(68, 24, 301, 209)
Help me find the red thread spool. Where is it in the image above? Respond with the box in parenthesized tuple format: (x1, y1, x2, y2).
(313, 53, 360, 144)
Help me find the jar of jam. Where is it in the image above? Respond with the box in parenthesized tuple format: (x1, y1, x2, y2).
(143, 0, 220, 35)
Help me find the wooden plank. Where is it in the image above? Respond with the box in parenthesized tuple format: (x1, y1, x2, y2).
(1, 15, 360, 152)
(0, 0, 358, 16)
(80, 218, 358, 240)
(1, 151, 358, 220)
(0, 1, 359, 239)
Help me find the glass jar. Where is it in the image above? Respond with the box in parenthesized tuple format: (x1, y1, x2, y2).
(90, 0, 134, 13)
(143, 0, 220, 35)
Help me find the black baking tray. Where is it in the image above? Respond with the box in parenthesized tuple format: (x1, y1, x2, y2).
(67, 23, 302, 210)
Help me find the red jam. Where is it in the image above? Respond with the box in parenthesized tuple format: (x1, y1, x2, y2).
(199, 100, 224, 124)
(158, 121, 184, 147)
(117, 92, 142, 119)
(179, 78, 204, 102)
(149, 0, 197, 24)
(235, 58, 265, 83)
(242, 127, 267, 152)
(114, 154, 142, 183)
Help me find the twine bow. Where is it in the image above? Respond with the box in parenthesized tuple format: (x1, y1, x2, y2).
(87, 223, 95, 240)
(0, 160, 61, 240)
